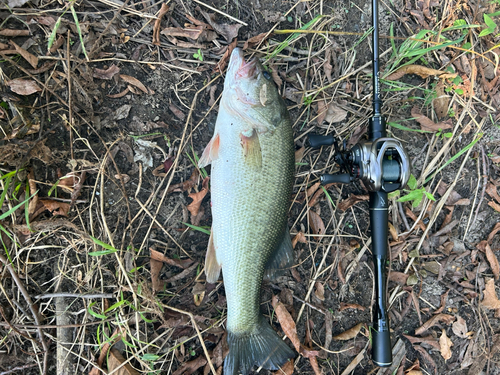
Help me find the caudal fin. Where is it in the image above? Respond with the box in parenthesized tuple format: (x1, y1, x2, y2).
(224, 317, 295, 375)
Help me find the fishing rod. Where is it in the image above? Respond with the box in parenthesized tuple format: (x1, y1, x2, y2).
(307, 0, 410, 367)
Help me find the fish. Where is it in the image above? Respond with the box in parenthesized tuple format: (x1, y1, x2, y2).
(199, 47, 296, 375)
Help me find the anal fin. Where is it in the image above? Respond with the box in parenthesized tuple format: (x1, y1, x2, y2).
(205, 230, 221, 283)
(264, 226, 294, 280)
(199, 134, 220, 168)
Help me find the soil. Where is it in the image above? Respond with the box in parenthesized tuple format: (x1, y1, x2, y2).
(1, 0, 500, 374)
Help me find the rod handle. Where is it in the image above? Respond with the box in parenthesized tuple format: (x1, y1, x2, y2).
(320, 174, 352, 185)
(372, 324, 392, 367)
(308, 134, 335, 149)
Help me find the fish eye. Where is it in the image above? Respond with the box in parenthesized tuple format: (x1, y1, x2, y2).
(263, 71, 271, 80)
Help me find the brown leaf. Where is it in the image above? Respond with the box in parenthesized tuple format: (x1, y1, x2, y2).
(308, 356, 322, 375)
(386, 64, 457, 80)
(272, 359, 294, 375)
(0, 29, 30, 36)
(332, 322, 363, 341)
(308, 210, 325, 237)
(7, 78, 42, 95)
(403, 334, 440, 350)
(187, 177, 209, 217)
(314, 282, 325, 301)
(197, 8, 242, 42)
(243, 32, 271, 50)
(272, 295, 300, 353)
(160, 26, 204, 40)
(11, 41, 38, 68)
(169, 103, 186, 121)
(164, 262, 198, 283)
(433, 81, 450, 120)
(172, 356, 207, 375)
(411, 106, 453, 132)
(481, 278, 500, 309)
(489, 200, 500, 212)
(153, 3, 170, 45)
(324, 103, 347, 123)
(291, 232, 307, 248)
(40, 199, 70, 216)
(316, 100, 328, 125)
(488, 222, 500, 243)
(415, 314, 454, 336)
(324, 313, 333, 350)
(439, 329, 453, 361)
(414, 346, 437, 375)
(48, 35, 65, 54)
(93, 65, 120, 80)
(150, 258, 165, 293)
(389, 271, 409, 285)
(167, 169, 199, 194)
(433, 289, 450, 314)
(295, 146, 305, 163)
(484, 243, 500, 279)
(452, 316, 468, 339)
(27, 169, 38, 216)
(486, 183, 500, 203)
(388, 221, 398, 241)
(108, 348, 140, 375)
(339, 303, 365, 311)
(337, 194, 369, 211)
(119, 74, 148, 94)
(213, 38, 238, 74)
(108, 87, 130, 98)
(89, 328, 125, 375)
(150, 248, 193, 269)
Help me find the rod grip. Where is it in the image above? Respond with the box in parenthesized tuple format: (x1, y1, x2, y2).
(372, 324, 392, 367)
(308, 134, 335, 149)
(320, 174, 351, 185)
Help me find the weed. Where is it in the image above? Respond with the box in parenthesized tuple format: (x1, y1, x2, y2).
(397, 174, 436, 208)
(193, 49, 203, 62)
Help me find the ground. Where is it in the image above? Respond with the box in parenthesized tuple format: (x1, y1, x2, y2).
(1, 0, 500, 374)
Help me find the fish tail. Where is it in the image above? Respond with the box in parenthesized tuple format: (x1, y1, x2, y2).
(224, 316, 295, 375)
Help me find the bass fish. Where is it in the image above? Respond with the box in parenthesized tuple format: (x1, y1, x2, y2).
(199, 48, 296, 374)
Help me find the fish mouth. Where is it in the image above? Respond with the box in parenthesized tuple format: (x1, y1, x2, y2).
(229, 48, 258, 79)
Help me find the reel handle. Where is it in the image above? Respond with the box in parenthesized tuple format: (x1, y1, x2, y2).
(320, 174, 352, 185)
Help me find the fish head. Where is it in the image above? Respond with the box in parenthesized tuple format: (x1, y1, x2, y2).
(222, 48, 287, 133)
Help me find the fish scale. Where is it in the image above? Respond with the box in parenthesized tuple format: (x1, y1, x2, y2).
(199, 48, 296, 374)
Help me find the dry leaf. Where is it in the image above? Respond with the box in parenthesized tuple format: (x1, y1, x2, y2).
(388, 222, 398, 241)
(484, 243, 500, 280)
(11, 41, 38, 69)
(339, 303, 365, 311)
(332, 323, 363, 341)
(487, 222, 500, 243)
(108, 348, 140, 375)
(337, 194, 369, 211)
(7, 78, 42, 95)
(213, 38, 238, 74)
(48, 35, 65, 54)
(150, 249, 193, 269)
(489, 200, 500, 212)
(385, 64, 457, 80)
(439, 329, 453, 361)
(108, 87, 130, 98)
(243, 32, 271, 49)
(481, 278, 500, 309)
(309, 355, 322, 375)
(411, 106, 453, 132)
(167, 169, 199, 194)
(0, 29, 30, 36)
(89, 328, 126, 375)
(192, 282, 205, 307)
(415, 314, 454, 335)
(93, 65, 120, 80)
(403, 334, 440, 350)
(295, 146, 305, 163)
(40, 199, 70, 216)
(433, 81, 450, 120)
(308, 210, 325, 237)
(314, 282, 325, 301)
(169, 103, 186, 121)
(119, 74, 148, 94)
(150, 258, 165, 293)
(452, 316, 468, 339)
(316, 100, 328, 124)
(160, 26, 204, 40)
(7, 0, 30, 8)
(172, 356, 207, 375)
(272, 358, 294, 375)
(197, 7, 242, 42)
(486, 183, 500, 203)
(389, 271, 409, 285)
(272, 295, 300, 352)
(324, 103, 347, 123)
(291, 232, 307, 248)
(153, 3, 170, 45)
(187, 177, 209, 217)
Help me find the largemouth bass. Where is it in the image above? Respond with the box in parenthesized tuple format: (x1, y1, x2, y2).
(199, 48, 295, 374)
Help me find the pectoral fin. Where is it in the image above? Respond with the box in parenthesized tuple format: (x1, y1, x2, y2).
(264, 226, 294, 280)
(240, 131, 262, 168)
(205, 230, 221, 283)
(199, 134, 220, 168)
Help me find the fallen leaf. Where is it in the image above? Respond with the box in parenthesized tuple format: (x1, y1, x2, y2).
(150, 258, 165, 293)
(197, 7, 242, 42)
(403, 334, 440, 350)
(452, 316, 468, 339)
(48, 35, 65, 54)
(337, 194, 369, 211)
(324, 102, 347, 123)
(388, 221, 398, 241)
(481, 278, 500, 309)
(164, 262, 198, 283)
(439, 329, 453, 361)
(489, 200, 500, 212)
(486, 183, 500, 203)
(93, 65, 120, 80)
(411, 106, 453, 132)
(89, 328, 126, 375)
(108, 87, 130, 98)
(160, 26, 205, 40)
(192, 282, 205, 306)
(7, 78, 42, 95)
(108, 348, 140, 375)
(213, 38, 238, 74)
(316, 100, 328, 124)
(308, 210, 325, 237)
(243, 32, 271, 49)
(324, 312, 333, 350)
(332, 323, 364, 341)
(386, 64, 457, 80)
(114, 104, 131, 120)
(488, 222, 500, 243)
(484, 243, 500, 280)
(433, 289, 450, 314)
(119, 74, 148, 94)
(291, 232, 307, 248)
(415, 314, 454, 335)
(308, 355, 322, 375)
(433, 81, 450, 120)
(40, 199, 70, 216)
(272, 358, 294, 375)
(389, 271, 409, 285)
(150, 249, 193, 269)
(153, 3, 170, 45)
(172, 356, 207, 375)
(169, 103, 186, 121)
(272, 295, 301, 352)
(314, 282, 325, 301)
(339, 303, 365, 311)
(413, 345, 437, 375)
(295, 146, 305, 163)
(0, 29, 30, 36)
(187, 177, 209, 217)
(11, 41, 38, 68)
(167, 169, 199, 194)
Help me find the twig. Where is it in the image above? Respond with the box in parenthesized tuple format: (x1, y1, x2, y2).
(398, 201, 410, 231)
(0, 364, 38, 375)
(34, 293, 114, 300)
(469, 144, 488, 232)
(191, 0, 248, 26)
(0, 254, 48, 375)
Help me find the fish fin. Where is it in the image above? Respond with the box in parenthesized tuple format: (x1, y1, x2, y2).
(264, 226, 294, 280)
(205, 230, 221, 283)
(240, 131, 262, 168)
(199, 133, 220, 168)
(224, 316, 295, 375)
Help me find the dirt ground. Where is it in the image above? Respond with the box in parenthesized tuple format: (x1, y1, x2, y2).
(1, 0, 500, 374)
